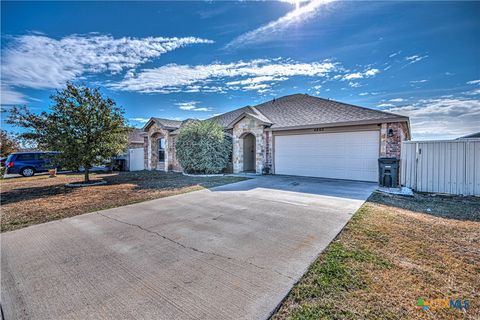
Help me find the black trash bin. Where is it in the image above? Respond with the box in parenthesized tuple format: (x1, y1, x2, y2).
(113, 159, 127, 171)
(378, 157, 399, 187)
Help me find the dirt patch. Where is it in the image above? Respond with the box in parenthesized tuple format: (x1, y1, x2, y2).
(370, 190, 480, 221)
(1, 171, 246, 232)
(272, 192, 480, 319)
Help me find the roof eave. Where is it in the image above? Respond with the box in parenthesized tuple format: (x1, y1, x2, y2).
(267, 117, 410, 132)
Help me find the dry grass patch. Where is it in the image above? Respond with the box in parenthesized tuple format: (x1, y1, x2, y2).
(1, 171, 246, 232)
(273, 192, 479, 320)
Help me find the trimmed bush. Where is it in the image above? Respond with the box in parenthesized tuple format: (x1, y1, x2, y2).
(176, 120, 232, 174)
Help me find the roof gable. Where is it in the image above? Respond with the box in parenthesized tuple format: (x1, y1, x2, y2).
(225, 106, 273, 129)
(143, 117, 183, 131)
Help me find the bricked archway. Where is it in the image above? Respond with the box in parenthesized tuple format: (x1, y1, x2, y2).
(150, 132, 166, 171)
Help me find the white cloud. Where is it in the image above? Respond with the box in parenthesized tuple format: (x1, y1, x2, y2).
(129, 117, 150, 123)
(191, 107, 212, 112)
(389, 51, 401, 58)
(385, 97, 480, 140)
(389, 98, 404, 102)
(364, 68, 380, 77)
(342, 68, 379, 81)
(225, 0, 334, 49)
(410, 79, 428, 84)
(226, 75, 287, 86)
(377, 103, 395, 107)
(348, 82, 361, 88)
(0, 85, 28, 105)
(1, 34, 213, 90)
(175, 101, 212, 112)
(358, 92, 370, 96)
(405, 54, 428, 64)
(110, 58, 339, 93)
(467, 79, 480, 85)
(464, 89, 480, 96)
(343, 72, 363, 80)
(243, 83, 271, 91)
(175, 101, 199, 110)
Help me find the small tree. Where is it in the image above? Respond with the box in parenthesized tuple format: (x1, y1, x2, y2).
(176, 120, 232, 174)
(0, 130, 20, 157)
(8, 83, 130, 182)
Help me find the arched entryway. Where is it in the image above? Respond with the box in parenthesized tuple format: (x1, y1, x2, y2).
(150, 132, 166, 170)
(242, 133, 256, 172)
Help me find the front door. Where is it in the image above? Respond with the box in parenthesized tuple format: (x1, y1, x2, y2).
(243, 134, 255, 172)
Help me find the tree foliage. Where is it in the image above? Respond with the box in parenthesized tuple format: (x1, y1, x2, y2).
(175, 120, 232, 174)
(8, 83, 130, 182)
(0, 130, 20, 157)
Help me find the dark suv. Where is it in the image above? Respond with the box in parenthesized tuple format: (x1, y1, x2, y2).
(5, 152, 61, 177)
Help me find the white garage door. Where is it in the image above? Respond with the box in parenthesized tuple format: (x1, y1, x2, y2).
(274, 131, 380, 182)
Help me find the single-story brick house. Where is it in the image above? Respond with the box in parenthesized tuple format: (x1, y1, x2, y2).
(142, 94, 410, 182)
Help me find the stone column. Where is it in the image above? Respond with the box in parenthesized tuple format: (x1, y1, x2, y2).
(164, 133, 169, 172)
(144, 135, 149, 170)
(233, 136, 241, 173)
(255, 133, 263, 174)
(380, 123, 387, 157)
(147, 136, 152, 170)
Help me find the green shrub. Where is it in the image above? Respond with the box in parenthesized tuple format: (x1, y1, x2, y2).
(176, 121, 232, 174)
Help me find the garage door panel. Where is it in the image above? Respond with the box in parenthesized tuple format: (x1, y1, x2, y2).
(274, 131, 379, 182)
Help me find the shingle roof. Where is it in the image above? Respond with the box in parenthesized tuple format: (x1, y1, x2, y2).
(243, 94, 408, 129)
(128, 128, 145, 143)
(457, 132, 480, 139)
(152, 117, 183, 129)
(208, 106, 252, 128)
(145, 94, 409, 133)
(224, 106, 273, 128)
(143, 117, 183, 131)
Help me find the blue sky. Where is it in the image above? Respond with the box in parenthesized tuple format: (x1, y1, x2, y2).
(1, 1, 479, 140)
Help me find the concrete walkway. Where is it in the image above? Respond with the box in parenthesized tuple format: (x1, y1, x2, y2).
(1, 175, 376, 320)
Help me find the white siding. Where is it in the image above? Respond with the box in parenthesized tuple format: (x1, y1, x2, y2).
(401, 140, 480, 196)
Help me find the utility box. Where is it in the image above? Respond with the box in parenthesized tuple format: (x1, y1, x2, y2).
(378, 157, 399, 187)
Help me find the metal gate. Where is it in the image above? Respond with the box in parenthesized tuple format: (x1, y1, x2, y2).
(401, 140, 480, 196)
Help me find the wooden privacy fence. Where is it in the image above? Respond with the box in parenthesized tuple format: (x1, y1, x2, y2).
(401, 140, 480, 196)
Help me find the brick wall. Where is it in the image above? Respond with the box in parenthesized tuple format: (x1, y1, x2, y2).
(263, 130, 272, 173)
(167, 135, 182, 171)
(380, 122, 409, 159)
(144, 123, 170, 171)
(232, 117, 265, 174)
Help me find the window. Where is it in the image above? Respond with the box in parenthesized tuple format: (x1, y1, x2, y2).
(158, 138, 165, 162)
(16, 153, 37, 161)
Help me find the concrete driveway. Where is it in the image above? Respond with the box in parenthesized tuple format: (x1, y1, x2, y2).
(1, 175, 376, 320)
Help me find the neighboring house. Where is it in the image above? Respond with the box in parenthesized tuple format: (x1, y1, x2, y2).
(456, 132, 480, 140)
(142, 94, 410, 182)
(114, 129, 146, 171)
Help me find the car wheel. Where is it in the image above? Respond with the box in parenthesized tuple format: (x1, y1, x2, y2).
(20, 167, 35, 177)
